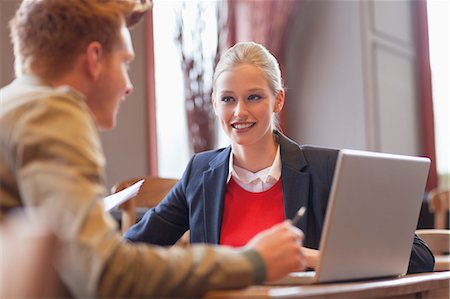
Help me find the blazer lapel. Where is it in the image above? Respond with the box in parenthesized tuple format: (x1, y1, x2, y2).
(282, 168, 310, 232)
(202, 147, 231, 244)
(276, 131, 310, 233)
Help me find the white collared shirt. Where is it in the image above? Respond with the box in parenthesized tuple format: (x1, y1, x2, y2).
(227, 145, 281, 193)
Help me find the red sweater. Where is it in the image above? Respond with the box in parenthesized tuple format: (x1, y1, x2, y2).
(219, 178, 285, 247)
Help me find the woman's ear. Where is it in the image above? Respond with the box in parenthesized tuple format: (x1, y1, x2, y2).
(85, 42, 104, 81)
(274, 89, 285, 113)
(211, 94, 218, 116)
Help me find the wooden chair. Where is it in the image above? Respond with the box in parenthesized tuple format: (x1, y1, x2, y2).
(111, 176, 189, 246)
(427, 188, 450, 229)
(111, 176, 178, 233)
(416, 188, 450, 271)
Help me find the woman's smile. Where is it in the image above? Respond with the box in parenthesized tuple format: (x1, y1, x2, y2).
(231, 121, 256, 131)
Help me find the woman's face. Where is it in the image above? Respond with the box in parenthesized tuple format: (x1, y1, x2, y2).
(212, 64, 284, 148)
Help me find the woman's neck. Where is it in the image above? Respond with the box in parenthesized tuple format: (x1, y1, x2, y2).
(232, 134, 278, 173)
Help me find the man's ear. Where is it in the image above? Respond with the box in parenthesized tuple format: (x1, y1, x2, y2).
(274, 89, 285, 113)
(85, 42, 104, 80)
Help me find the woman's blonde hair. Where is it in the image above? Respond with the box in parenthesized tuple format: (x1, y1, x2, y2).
(213, 42, 283, 97)
(9, 0, 151, 80)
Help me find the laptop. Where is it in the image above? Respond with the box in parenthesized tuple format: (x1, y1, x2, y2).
(269, 149, 431, 285)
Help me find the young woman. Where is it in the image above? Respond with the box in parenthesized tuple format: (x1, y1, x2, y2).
(124, 42, 434, 273)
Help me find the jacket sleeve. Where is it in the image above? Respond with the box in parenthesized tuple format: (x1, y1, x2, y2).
(123, 157, 195, 245)
(407, 234, 435, 273)
(97, 240, 260, 298)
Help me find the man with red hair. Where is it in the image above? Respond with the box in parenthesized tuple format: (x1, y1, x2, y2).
(0, 0, 306, 297)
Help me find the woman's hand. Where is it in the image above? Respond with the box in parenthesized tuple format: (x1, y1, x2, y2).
(301, 247, 319, 270)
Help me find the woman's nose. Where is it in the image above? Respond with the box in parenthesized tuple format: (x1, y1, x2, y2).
(234, 100, 248, 117)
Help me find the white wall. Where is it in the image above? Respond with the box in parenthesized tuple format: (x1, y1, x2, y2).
(285, 0, 366, 150)
(285, 0, 421, 156)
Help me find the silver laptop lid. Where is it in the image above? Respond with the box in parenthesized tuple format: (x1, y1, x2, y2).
(315, 149, 430, 283)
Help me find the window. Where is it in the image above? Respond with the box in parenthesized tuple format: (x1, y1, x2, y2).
(427, 0, 449, 187)
(153, 1, 189, 178)
(153, 0, 227, 178)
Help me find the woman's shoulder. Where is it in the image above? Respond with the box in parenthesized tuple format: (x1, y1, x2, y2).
(180, 147, 230, 183)
(277, 131, 339, 162)
(300, 144, 339, 158)
(190, 146, 231, 168)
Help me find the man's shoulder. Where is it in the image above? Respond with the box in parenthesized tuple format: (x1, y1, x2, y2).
(1, 76, 87, 117)
(1, 77, 100, 153)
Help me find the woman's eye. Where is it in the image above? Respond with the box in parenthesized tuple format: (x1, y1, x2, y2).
(248, 94, 262, 101)
(221, 96, 234, 103)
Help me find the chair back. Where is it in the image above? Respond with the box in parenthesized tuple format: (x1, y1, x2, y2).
(427, 188, 450, 229)
(111, 176, 178, 233)
(416, 188, 450, 271)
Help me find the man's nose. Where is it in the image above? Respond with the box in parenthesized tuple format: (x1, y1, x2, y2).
(125, 82, 134, 97)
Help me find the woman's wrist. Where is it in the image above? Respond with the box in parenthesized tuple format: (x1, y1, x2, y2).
(302, 247, 319, 269)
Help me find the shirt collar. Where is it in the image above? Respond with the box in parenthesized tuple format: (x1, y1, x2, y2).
(227, 144, 281, 184)
(20, 74, 86, 101)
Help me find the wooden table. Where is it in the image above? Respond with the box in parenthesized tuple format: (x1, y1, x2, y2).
(205, 271, 450, 299)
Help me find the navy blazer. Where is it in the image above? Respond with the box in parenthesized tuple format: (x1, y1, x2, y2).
(125, 131, 434, 274)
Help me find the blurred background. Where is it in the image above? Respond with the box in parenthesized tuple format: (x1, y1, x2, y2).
(1, 0, 448, 192)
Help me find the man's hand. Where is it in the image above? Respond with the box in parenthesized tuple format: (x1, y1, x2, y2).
(245, 221, 307, 282)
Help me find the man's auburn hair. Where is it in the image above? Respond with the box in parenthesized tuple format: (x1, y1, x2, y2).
(9, 0, 151, 80)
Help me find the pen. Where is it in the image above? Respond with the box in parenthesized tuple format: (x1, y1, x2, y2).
(291, 206, 306, 226)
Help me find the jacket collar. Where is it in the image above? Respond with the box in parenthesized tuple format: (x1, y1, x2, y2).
(208, 146, 231, 169)
(275, 130, 308, 171)
(275, 131, 310, 231)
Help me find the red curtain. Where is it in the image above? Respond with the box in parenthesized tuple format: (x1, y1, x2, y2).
(145, 10, 158, 176)
(225, 0, 301, 132)
(415, 0, 438, 190)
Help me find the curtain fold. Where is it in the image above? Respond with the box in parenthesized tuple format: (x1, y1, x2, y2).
(415, 0, 438, 190)
(145, 10, 158, 176)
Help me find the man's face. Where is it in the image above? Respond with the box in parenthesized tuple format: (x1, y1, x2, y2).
(89, 25, 135, 130)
